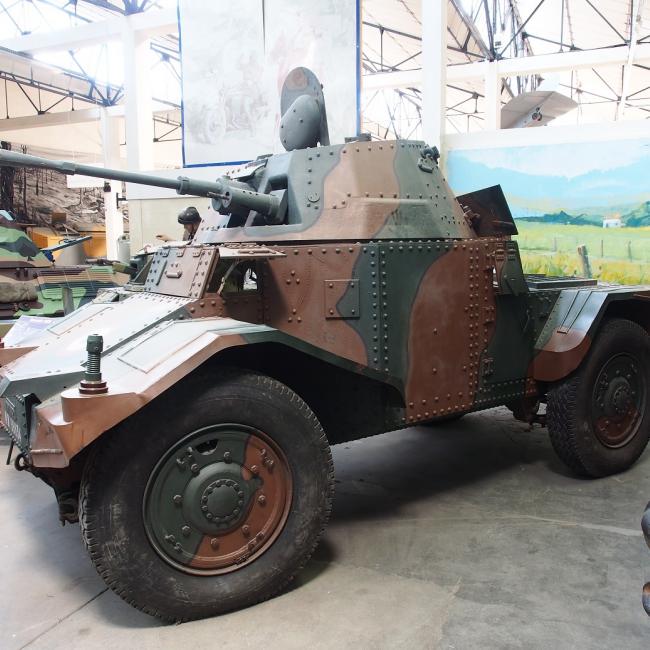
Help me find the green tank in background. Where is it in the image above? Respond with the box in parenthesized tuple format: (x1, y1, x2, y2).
(0, 214, 129, 335)
(0, 67, 649, 623)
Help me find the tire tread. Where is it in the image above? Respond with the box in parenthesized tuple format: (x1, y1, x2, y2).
(80, 368, 334, 623)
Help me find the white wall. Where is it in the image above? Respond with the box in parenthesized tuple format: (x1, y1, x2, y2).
(444, 119, 650, 155)
(129, 196, 211, 252)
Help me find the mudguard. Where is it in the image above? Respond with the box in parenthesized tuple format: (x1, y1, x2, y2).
(0, 293, 376, 469)
(532, 285, 650, 382)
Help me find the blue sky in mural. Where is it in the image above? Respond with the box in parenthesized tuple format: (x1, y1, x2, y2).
(446, 139, 650, 219)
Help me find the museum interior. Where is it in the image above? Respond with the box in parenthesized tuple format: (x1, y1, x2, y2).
(0, 1, 649, 648)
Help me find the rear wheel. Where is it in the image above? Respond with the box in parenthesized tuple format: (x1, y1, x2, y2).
(547, 318, 650, 477)
(79, 368, 333, 622)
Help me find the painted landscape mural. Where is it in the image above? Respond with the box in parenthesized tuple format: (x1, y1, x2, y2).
(446, 139, 650, 284)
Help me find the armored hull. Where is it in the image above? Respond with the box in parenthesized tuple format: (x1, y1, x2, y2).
(0, 68, 649, 622)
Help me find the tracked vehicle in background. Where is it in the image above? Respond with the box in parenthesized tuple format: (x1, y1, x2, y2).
(0, 215, 128, 334)
(0, 68, 649, 622)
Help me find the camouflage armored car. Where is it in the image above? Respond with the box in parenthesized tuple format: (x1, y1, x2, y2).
(1, 68, 649, 622)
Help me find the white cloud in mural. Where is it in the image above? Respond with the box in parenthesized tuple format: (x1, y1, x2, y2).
(458, 140, 650, 179)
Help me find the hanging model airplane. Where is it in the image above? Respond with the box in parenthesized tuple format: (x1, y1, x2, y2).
(500, 90, 578, 128)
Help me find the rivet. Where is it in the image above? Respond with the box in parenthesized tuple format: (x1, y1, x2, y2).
(210, 538, 219, 550)
(173, 494, 182, 504)
(242, 525, 251, 537)
(258, 494, 267, 505)
(182, 526, 190, 537)
(223, 451, 232, 463)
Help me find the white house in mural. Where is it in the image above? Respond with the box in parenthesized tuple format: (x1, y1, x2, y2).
(603, 217, 623, 228)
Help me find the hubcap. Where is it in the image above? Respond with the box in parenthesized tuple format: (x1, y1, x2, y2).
(592, 353, 647, 448)
(143, 424, 292, 575)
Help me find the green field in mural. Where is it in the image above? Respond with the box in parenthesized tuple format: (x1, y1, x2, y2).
(516, 223, 650, 284)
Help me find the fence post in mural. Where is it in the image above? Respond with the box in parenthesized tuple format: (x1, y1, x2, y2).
(553, 237, 558, 252)
(600, 239, 604, 258)
(628, 240, 633, 260)
(577, 245, 592, 278)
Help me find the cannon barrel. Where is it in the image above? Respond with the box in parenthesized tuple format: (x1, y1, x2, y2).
(0, 149, 284, 221)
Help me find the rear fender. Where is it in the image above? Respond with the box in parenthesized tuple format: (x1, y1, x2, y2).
(532, 287, 650, 382)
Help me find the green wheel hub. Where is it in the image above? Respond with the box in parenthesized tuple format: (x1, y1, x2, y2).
(592, 353, 647, 449)
(143, 424, 292, 575)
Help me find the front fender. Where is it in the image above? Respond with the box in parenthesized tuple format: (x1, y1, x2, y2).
(28, 317, 381, 468)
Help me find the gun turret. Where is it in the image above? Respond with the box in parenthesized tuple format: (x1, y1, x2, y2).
(0, 150, 288, 224)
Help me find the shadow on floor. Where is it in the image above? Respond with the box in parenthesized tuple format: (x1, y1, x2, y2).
(1, 408, 568, 630)
(326, 411, 564, 524)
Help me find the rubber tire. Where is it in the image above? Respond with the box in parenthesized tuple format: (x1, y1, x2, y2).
(547, 318, 650, 478)
(79, 368, 334, 622)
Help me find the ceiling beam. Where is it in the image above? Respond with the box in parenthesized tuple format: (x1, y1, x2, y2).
(363, 43, 650, 89)
(448, 0, 492, 59)
(0, 7, 176, 54)
(0, 105, 123, 131)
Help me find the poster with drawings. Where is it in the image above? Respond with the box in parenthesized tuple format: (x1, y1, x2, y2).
(179, 0, 359, 166)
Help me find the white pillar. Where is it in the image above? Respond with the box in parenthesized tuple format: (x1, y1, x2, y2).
(100, 107, 123, 260)
(484, 61, 500, 130)
(421, 0, 447, 152)
(122, 19, 154, 171)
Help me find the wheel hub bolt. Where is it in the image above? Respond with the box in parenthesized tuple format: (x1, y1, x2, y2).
(242, 524, 251, 537)
(181, 526, 190, 537)
(190, 463, 199, 474)
(173, 494, 182, 505)
(251, 465, 259, 475)
(258, 495, 266, 506)
(223, 451, 232, 463)
(256, 532, 264, 541)
(210, 538, 219, 550)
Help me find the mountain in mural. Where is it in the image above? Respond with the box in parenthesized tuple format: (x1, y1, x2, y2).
(622, 201, 650, 227)
(446, 140, 650, 223)
(517, 210, 597, 226)
(515, 201, 650, 227)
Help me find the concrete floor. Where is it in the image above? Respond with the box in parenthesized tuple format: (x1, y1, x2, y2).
(1, 407, 649, 649)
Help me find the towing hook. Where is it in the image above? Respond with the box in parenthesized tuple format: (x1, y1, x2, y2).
(14, 453, 29, 472)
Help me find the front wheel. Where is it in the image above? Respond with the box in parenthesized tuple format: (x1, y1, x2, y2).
(547, 318, 650, 477)
(79, 369, 333, 622)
